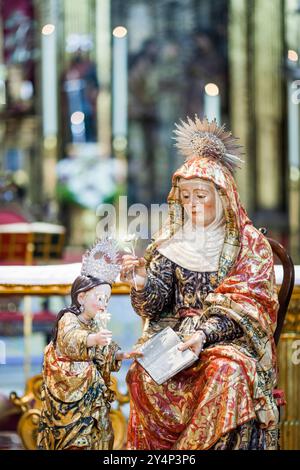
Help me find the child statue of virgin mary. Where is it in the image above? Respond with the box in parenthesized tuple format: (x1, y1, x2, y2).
(121, 116, 279, 450)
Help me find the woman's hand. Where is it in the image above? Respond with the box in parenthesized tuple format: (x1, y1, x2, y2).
(120, 254, 147, 290)
(87, 329, 112, 347)
(178, 331, 206, 357)
(115, 350, 144, 361)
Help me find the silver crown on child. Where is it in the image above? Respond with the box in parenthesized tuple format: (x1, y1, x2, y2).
(81, 236, 120, 284)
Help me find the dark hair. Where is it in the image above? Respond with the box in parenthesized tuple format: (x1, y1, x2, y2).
(52, 275, 111, 345)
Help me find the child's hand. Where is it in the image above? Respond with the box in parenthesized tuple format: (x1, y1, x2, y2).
(115, 350, 144, 360)
(87, 329, 112, 347)
(95, 329, 112, 346)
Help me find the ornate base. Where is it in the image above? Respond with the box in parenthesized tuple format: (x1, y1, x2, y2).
(10, 374, 129, 450)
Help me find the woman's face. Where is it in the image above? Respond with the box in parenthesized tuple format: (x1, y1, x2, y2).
(179, 178, 216, 227)
(78, 283, 111, 319)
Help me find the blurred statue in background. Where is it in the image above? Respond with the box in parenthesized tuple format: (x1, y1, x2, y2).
(121, 116, 279, 450)
(62, 49, 100, 143)
(128, 39, 160, 205)
(184, 29, 226, 118)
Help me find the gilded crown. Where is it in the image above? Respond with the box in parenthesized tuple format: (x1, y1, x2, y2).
(81, 236, 120, 284)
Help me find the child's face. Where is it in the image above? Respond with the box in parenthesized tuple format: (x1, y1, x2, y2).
(80, 284, 111, 318)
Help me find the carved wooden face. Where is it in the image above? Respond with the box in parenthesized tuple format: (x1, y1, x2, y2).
(78, 283, 111, 318)
(178, 178, 216, 227)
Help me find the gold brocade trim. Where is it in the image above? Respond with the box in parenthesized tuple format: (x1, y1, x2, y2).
(0, 282, 131, 296)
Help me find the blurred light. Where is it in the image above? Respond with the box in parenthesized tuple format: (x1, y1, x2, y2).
(290, 166, 300, 182)
(0, 79, 5, 105)
(44, 136, 57, 150)
(42, 24, 55, 36)
(20, 81, 33, 100)
(113, 135, 127, 152)
(71, 122, 85, 135)
(66, 33, 93, 53)
(113, 26, 127, 38)
(71, 111, 85, 125)
(288, 50, 298, 62)
(13, 170, 29, 186)
(205, 83, 219, 96)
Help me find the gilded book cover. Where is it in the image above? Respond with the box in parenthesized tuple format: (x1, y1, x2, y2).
(136, 327, 198, 385)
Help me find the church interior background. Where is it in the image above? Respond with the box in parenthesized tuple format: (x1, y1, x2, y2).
(0, 0, 299, 450)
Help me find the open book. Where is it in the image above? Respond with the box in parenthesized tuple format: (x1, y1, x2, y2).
(136, 327, 198, 385)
